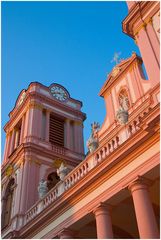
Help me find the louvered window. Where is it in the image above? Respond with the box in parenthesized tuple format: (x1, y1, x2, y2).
(49, 115, 64, 147)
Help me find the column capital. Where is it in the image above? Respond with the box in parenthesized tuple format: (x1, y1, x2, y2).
(46, 108, 51, 114)
(147, 17, 153, 26)
(65, 118, 71, 123)
(28, 102, 43, 110)
(74, 120, 82, 126)
(128, 176, 152, 193)
(6, 132, 12, 137)
(93, 202, 112, 215)
(58, 228, 75, 239)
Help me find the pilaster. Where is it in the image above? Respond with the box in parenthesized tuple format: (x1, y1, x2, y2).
(135, 26, 160, 87)
(65, 119, 71, 149)
(9, 129, 16, 155)
(20, 114, 25, 144)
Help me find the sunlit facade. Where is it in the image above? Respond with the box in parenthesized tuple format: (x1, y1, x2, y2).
(1, 2, 160, 239)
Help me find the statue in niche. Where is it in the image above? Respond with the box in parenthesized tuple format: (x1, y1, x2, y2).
(119, 95, 129, 111)
(38, 179, 48, 199)
(57, 162, 68, 181)
(116, 90, 129, 125)
(87, 122, 100, 153)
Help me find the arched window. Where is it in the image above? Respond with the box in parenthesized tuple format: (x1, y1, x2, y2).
(2, 178, 15, 229)
(118, 89, 130, 110)
(47, 172, 60, 191)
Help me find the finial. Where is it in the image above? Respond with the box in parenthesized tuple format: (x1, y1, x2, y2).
(132, 51, 136, 56)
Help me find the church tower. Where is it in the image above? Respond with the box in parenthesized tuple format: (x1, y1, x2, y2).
(1, 82, 86, 232)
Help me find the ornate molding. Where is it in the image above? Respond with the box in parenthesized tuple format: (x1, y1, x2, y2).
(28, 102, 43, 110)
(27, 157, 41, 166)
(74, 120, 83, 126)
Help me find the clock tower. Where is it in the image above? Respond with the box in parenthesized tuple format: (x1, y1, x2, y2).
(1, 82, 86, 231)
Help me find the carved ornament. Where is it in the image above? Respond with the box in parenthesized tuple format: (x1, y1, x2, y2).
(5, 165, 14, 177)
(53, 158, 66, 168)
(111, 66, 120, 77)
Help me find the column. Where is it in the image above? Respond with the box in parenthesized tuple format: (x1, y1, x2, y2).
(20, 114, 25, 144)
(9, 129, 16, 155)
(26, 160, 41, 209)
(3, 133, 10, 163)
(14, 128, 20, 149)
(45, 110, 50, 142)
(35, 107, 42, 139)
(19, 159, 30, 213)
(129, 178, 159, 239)
(79, 122, 84, 154)
(23, 109, 30, 140)
(59, 228, 74, 239)
(93, 203, 113, 239)
(146, 20, 160, 65)
(12, 167, 22, 216)
(29, 107, 36, 136)
(136, 26, 160, 87)
(65, 119, 71, 149)
(74, 121, 84, 154)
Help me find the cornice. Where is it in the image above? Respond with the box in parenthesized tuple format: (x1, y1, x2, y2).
(122, 1, 159, 38)
(19, 124, 159, 238)
(4, 91, 86, 132)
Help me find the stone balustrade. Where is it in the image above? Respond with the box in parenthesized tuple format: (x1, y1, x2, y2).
(64, 161, 89, 190)
(25, 205, 38, 223)
(23, 102, 152, 226)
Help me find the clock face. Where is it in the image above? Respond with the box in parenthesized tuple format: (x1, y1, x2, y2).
(50, 85, 68, 102)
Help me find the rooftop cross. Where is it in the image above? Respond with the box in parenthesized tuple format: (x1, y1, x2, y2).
(111, 52, 121, 65)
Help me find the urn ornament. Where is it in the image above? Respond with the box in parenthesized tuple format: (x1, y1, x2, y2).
(87, 122, 100, 153)
(38, 179, 48, 199)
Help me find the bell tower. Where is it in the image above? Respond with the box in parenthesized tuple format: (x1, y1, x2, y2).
(1, 82, 86, 232)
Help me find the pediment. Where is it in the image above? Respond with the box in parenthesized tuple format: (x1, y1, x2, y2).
(99, 53, 142, 97)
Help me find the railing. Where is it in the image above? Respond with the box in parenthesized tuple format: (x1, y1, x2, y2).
(24, 96, 154, 225)
(24, 136, 66, 155)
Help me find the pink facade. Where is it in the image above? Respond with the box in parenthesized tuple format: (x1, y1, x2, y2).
(1, 2, 160, 239)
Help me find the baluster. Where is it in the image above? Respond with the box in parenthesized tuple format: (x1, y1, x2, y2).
(79, 168, 83, 178)
(99, 150, 103, 162)
(76, 170, 80, 180)
(82, 165, 86, 175)
(112, 139, 117, 149)
(105, 145, 110, 156)
(102, 147, 106, 159)
(110, 142, 114, 152)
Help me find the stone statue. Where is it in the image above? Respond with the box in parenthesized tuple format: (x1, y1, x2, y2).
(38, 179, 48, 199)
(87, 122, 100, 153)
(57, 162, 68, 181)
(119, 96, 129, 111)
(116, 98, 129, 125)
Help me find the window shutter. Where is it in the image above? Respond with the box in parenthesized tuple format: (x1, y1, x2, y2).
(49, 115, 64, 147)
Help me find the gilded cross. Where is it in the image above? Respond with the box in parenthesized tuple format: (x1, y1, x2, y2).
(111, 52, 121, 64)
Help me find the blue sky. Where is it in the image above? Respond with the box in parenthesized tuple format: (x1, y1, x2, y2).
(1, 1, 140, 157)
